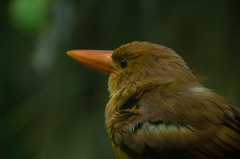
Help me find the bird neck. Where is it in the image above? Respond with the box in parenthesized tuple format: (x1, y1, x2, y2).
(105, 72, 198, 129)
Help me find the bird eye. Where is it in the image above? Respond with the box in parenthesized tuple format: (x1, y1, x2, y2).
(120, 58, 128, 69)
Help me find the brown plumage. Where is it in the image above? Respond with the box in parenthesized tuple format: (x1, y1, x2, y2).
(67, 41, 240, 159)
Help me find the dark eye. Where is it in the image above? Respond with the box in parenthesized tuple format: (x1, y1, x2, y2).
(120, 58, 128, 69)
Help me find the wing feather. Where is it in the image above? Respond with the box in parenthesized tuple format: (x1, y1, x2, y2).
(108, 85, 240, 158)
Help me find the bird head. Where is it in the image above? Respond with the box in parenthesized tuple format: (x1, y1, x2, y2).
(107, 42, 193, 96)
(68, 41, 193, 94)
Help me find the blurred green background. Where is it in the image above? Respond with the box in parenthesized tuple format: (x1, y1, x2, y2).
(1, 0, 240, 159)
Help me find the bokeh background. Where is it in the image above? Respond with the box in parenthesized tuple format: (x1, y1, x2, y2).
(1, 0, 240, 159)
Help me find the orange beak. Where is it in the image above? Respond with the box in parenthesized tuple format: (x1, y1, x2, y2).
(67, 50, 116, 75)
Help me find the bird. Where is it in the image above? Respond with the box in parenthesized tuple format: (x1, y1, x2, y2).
(67, 41, 240, 159)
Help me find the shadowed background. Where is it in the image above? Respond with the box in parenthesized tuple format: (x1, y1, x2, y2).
(1, 0, 240, 159)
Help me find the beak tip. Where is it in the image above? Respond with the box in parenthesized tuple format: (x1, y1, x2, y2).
(66, 51, 72, 56)
(67, 51, 76, 59)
